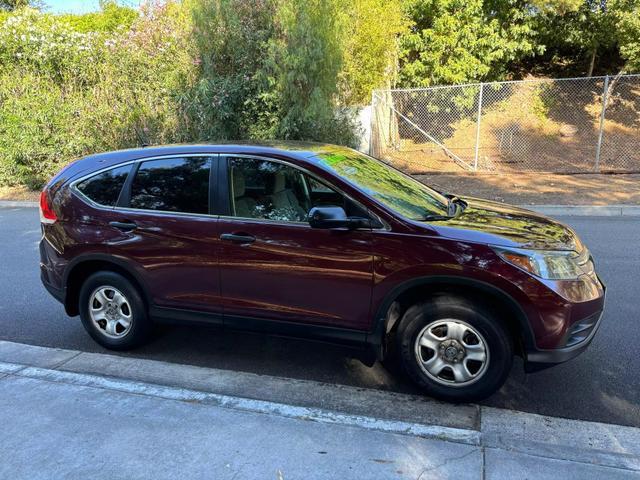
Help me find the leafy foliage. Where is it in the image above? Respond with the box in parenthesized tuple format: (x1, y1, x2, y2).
(529, 0, 640, 75)
(339, 0, 409, 105)
(267, 0, 357, 145)
(398, 0, 539, 87)
(0, 4, 194, 187)
(59, 1, 138, 33)
(611, 0, 640, 71)
(0, 0, 38, 11)
(0, 0, 364, 187)
(1, 0, 639, 188)
(180, 0, 277, 141)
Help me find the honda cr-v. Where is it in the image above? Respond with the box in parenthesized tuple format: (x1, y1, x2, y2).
(39, 143, 605, 401)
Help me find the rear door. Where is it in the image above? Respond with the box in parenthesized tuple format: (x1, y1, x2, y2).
(217, 155, 375, 330)
(106, 155, 222, 319)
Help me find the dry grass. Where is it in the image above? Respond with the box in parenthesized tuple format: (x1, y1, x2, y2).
(384, 79, 640, 174)
(416, 172, 640, 205)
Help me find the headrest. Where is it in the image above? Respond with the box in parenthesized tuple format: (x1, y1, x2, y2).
(232, 169, 245, 197)
(273, 171, 286, 193)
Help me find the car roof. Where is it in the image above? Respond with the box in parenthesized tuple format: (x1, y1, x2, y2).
(86, 141, 346, 164)
(59, 141, 356, 182)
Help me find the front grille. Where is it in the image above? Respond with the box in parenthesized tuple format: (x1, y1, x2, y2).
(564, 312, 601, 347)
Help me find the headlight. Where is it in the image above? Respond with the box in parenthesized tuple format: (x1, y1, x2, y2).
(493, 246, 592, 280)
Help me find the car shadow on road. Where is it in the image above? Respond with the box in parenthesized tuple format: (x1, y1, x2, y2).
(106, 321, 639, 429)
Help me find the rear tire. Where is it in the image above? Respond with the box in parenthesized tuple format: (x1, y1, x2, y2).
(396, 295, 513, 402)
(79, 271, 152, 350)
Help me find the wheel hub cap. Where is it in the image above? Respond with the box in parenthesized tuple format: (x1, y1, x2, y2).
(88, 286, 133, 339)
(414, 319, 489, 387)
(105, 303, 118, 319)
(440, 339, 465, 362)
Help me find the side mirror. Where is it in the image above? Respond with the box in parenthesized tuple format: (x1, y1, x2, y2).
(308, 206, 371, 230)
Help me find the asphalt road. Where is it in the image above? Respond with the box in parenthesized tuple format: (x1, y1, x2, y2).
(1, 206, 638, 427)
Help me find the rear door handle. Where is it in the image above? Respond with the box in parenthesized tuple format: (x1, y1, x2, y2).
(220, 233, 256, 244)
(109, 221, 138, 232)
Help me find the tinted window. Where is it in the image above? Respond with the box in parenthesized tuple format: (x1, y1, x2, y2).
(76, 165, 131, 206)
(130, 157, 210, 214)
(229, 158, 309, 222)
(229, 157, 363, 222)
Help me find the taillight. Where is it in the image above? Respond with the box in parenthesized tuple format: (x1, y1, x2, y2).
(39, 190, 57, 224)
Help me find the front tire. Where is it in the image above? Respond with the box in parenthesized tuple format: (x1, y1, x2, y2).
(79, 271, 152, 350)
(396, 295, 513, 402)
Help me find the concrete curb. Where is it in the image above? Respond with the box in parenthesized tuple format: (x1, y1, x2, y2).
(6, 362, 480, 445)
(2, 200, 640, 216)
(0, 340, 639, 472)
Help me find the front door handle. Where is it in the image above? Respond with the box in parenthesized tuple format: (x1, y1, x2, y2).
(220, 233, 256, 244)
(109, 221, 138, 232)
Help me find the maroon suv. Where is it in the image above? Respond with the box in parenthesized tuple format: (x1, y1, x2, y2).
(39, 143, 605, 401)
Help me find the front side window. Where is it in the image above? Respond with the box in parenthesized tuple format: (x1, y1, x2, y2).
(228, 157, 368, 223)
(129, 157, 210, 214)
(76, 164, 131, 206)
(229, 158, 311, 222)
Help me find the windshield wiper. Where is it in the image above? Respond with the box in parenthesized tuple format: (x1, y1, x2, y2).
(419, 214, 454, 222)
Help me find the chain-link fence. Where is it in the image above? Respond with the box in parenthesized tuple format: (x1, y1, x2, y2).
(371, 75, 640, 173)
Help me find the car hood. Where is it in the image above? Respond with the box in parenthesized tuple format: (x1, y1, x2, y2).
(431, 197, 582, 251)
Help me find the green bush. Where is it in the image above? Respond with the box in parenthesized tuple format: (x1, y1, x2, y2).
(60, 1, 138, 33)
(0, 4, 194, 187)
(0, 1, 365, 188)
(181, 0, 278, 141)
(267, 0, 357, 145)
(182, 0, 358, 146)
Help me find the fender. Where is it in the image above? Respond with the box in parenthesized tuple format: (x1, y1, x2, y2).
(63, 252, 153, 311)
(365, 275, 537, 357)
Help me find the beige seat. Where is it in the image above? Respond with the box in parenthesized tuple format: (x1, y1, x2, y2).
(269, 171, 307, 221)
(231, 169, 258, 218)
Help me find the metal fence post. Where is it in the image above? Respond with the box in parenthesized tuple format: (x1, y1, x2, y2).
(595, 75, 609, 172)
(473, 83, 484, 171)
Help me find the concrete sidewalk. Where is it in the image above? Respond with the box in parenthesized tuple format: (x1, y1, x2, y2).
(0, 341, 639, 479)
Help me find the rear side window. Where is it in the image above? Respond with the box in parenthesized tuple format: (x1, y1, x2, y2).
(129, 157, 211, 214)
(76, 165, 131, 206)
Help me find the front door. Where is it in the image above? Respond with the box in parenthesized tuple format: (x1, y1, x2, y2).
(217, 156, 374, 330)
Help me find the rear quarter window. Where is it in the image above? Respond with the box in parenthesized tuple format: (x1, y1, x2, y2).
(76, 165, 131, 206)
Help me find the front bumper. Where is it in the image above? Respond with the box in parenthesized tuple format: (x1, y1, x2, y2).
(524, 280, 606, 372)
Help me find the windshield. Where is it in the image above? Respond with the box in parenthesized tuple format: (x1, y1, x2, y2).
(314, 150, 450, 220)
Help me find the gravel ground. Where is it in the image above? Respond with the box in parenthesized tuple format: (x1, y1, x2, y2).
(417, 173, 640, 205)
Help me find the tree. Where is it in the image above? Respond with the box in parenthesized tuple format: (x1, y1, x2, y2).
(534, 0, 616, 76)
(267, 0, 357, 145)
(182, 0, 278, 140)
(339, 0, 409, 105)
(61, 1, 138, 33)
(610, 0, 640, 72)
(398, 0, 539, 87)
(0, 0, 40, 10)
(530, 0, 583, 14)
